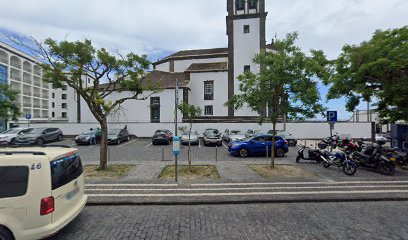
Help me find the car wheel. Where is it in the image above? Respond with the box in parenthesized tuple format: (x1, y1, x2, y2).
(36, 138, 44, 146)
(57, 135, 63, 141)
(117, 139, 121, 145)
(9, 138, 15, 146)
(0, 226, 14, 240)
(127, 136, 130, 141)
(152, 141, 156, 145)
(239, 148, 249, 158)
(276, 148, 285, 157)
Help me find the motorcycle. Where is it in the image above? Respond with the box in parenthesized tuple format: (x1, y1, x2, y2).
(296, 145, 323, 163)
(320, 151, 358, 176)
(350, 144, 396, 175)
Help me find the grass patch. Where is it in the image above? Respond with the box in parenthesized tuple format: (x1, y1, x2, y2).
(248, 164, 316, 179)
(84, 165, 135, 179)
(159, 165, 221, 180)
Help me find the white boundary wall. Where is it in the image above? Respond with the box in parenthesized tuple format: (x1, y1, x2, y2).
(24, 121, 373, 139)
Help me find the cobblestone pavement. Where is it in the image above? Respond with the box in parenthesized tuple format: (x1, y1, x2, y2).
(52, 201, 408, 240)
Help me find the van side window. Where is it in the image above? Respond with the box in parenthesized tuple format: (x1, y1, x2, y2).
(0, 166, 29, 199)
(50, 154, 83, 190)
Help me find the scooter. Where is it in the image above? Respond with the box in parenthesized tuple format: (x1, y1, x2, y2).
(320, 151, 358, 176)
(296, 145, 323, 163)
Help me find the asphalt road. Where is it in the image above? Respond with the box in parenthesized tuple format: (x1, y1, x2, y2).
(51, 201, 408, 240)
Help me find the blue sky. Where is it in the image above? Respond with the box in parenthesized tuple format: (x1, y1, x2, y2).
(1, 0, 405, 120)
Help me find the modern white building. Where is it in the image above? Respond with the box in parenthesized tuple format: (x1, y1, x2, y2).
(78, 0, 273, 125)
(0, 42, 50, 124)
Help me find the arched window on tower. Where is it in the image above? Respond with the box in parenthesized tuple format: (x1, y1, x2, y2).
(248, 0, 258, 9)
(236, 0, 245, 11)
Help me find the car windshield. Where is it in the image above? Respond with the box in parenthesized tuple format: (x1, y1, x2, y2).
(1, 129, 23, 134)
(109, 129, 121, 135)
(29, 128, 45, 134)
(82, 131, 93, 135)
(230, 130, 243, 135)
(206, 129, 219, 135)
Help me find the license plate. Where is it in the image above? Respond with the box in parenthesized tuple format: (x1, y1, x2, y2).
(390, 158, 396, 161)
(66, 187, 80, 200)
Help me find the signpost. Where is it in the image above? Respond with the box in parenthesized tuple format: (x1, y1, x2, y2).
(25, 113, 32, 127)
(174, 79, 180, 182)
(327, 111, 337, 151)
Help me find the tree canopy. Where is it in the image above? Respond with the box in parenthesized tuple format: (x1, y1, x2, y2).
(0, 83, 20, 120)
(227, 32, 328, 167)
(325, 26, 408, 123)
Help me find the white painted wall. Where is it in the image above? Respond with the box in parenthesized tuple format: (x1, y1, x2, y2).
(188, 72, 229, 116)
(154, 61, 169, 72)
(27, 121, 373, 139)
(233, 18, 260, 117)
(79, 89, 184, 124)
(174, 57, 228, 73)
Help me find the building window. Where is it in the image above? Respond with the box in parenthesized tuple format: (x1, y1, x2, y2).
(52, 93, 55, 99)
(236, 0, 245, 11)
(204, 106, 213, 116)
(52, 102, 55, 108)
(0, 65, 7, 84)
(62, 85, 68, 90)
(150, 97, 160, 123)
(248, 0, 258, 9)
(52, 112, 55, 118)
(204, 81, 214, 100)
(244, 25, 250, 34)
(88, 78, 91, 84)
(244, 65, 251, 73)
(61, 112, 67, 118)
(61, 103, 67, 109)
(62, 94, 67, 100)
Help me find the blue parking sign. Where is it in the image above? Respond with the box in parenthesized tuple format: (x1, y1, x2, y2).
(327, 111, 337, 122)
(25, 113, 32, 120)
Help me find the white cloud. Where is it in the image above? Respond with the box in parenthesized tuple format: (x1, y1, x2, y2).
(1, 0, 406, 59)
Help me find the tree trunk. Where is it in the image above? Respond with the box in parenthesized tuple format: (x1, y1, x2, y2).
(271, 121, 276, 168)
(99, 119, 108, 170)
(188, 122, 192, 168)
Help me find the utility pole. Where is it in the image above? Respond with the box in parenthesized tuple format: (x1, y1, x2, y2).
(174, 79, 179, 182)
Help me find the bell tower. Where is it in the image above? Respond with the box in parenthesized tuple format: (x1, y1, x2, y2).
(226, 0, 267, 117)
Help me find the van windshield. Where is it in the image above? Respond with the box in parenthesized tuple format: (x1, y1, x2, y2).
(50, 154, 83, 190)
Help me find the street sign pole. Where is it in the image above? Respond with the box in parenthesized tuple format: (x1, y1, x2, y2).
(327, 111, 338, 152)
(174, 79, 179, 182)
(25, 113, 32, 128)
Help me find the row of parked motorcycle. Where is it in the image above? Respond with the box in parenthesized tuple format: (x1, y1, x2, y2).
(296, 134, 408, 176)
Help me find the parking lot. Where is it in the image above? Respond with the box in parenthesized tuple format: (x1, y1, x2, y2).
(58, 137, 291, 163)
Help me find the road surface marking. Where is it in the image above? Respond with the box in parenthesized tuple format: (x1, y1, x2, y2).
(87, 189, 408, 197)
(222, 143, 228, 148)
(85, 185, 408, 192)
(191, 180, 408, 186)
(145, 143, 152, 149)
(117, 139, 136, 148)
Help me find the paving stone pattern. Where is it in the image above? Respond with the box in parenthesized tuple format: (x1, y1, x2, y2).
(52, 201, 408, 240)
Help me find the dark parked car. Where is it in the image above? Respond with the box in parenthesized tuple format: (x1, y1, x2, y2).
(203, 129, 222, 147)
(108, 129, 129, 145)
(14, 128, 63, 145)
(152, 130, 172, 145)
(75, 130, 95, 145)
(228, 134, 289, 158)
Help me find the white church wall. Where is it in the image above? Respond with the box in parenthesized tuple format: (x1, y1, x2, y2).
(78, 89, 184, 124)
(233, 17, 260, 117)
(154, 61, 170, 72)
(188, 72, 229, 116)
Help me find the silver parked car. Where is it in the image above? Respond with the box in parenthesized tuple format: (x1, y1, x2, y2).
(203, 129, 222, 147)
(223, 130, 246, 142)
(14, 127, 63, 145)
(181, 130, 199, 145)
(0, 128, 33, 146)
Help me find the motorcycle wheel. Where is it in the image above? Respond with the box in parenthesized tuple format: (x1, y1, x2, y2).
(296, 156, 301, 163)
(342, 164, 357, 176)
(378, 163, 395, 176)
(322, 162, 330, 168)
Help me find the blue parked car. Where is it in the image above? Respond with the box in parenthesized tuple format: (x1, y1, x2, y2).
(228, 134, 289, 158)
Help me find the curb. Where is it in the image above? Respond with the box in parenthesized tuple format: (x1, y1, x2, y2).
(85, 197, 408, 206)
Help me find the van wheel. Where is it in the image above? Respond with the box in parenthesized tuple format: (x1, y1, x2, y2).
(0, 226, 14, 240)
(36, 138, 44, 146)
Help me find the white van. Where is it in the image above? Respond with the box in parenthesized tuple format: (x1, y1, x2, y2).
(0, 146, 87, 240)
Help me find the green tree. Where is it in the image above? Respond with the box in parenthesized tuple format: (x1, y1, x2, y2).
(325, 26, 408, 123)
(226, 32, 327, 167)
(30, 38, 159, 170)
(178, 102, 202, 167)
(0, 83, 20, 120)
